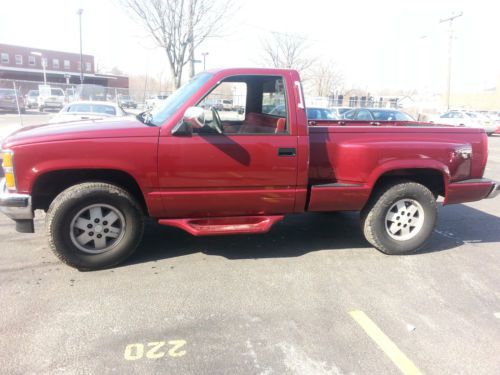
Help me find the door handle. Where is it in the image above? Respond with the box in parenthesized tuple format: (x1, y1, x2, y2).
(278, 148, 296, 157)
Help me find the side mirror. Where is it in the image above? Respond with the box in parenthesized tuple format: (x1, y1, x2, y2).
(184, 106, 205, 129)
(172, 106, 206, 136)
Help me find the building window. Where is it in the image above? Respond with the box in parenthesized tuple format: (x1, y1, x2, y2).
(15, 55, 23, 65)
(77, 62, 81, 72)
(1, 53, 9, 64)
(64, 60, 70, 69)
(29, 55, 36, 66)
(85, 62, 92, 72)
(53, 58, 60, 69)
(41, 57, 48, 68)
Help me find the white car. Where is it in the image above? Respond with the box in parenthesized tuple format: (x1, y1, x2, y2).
(38, 88, 66, 112)
(429, 111, 497, 135)
(145, 95, 168, 110)
(49, 101, 126, 124)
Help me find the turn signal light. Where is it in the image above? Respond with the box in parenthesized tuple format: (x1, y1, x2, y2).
(2, 151, 13, 168)
(2, 151, 16, 190)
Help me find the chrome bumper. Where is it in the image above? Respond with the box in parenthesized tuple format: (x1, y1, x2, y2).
(0, 178, 34, 220)
(487, 182, 500, 199)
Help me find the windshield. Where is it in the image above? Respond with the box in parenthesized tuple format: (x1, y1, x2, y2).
(149, 72, 213, 126)
(51, 88, 64, 96)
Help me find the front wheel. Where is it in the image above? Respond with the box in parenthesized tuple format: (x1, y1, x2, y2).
(361, 180, 437, 255)
(46, 182, 144, 270)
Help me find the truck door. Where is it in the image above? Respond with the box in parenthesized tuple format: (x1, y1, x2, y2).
(157, 75, 298, 218)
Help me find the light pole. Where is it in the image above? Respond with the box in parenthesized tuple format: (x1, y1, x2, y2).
(440, 12, 463, 110)
(77, 8, 84, 84)
(30, 52, 46, 85)
(202, 52, 209, 71)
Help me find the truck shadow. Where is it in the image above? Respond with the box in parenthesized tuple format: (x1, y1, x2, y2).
(124, 203, 500, 267)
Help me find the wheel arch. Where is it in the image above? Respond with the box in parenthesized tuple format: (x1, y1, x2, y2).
(364, 167, 449, 211)
(31, 169, 148, 215)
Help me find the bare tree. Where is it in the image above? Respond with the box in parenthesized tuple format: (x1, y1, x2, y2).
(309, 62, 344, 97)
(120, 0, 233, 88)
(261, 32, 313, 73)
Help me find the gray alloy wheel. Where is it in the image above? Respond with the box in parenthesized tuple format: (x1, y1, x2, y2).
(69, 204, 126, 254)
(384, 199, 425, 241)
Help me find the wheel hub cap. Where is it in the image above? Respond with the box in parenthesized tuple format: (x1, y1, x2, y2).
(69, 204, 126, 254)
(384, 199, 425, 241)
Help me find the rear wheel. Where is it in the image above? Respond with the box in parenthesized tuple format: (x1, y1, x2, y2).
(361, 180, 437, 254)
(46, 182, 144, 270)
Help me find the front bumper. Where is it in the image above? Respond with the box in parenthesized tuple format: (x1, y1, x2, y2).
(0, 178, 33, 221)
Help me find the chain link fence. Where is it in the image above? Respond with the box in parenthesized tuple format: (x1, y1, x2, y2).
(0, 78, 175, 111)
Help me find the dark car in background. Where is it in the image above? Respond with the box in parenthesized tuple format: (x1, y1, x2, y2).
(342, 108, 415, 122)
(0, 89, 26, 113)
(306, 107, 339, 120)
(118, 95, 137, 109)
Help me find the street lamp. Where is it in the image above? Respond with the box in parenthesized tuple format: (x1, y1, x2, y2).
(77, 8, 84, 84)
(202, 52, 209, 71)
(30, 51, 46, 85)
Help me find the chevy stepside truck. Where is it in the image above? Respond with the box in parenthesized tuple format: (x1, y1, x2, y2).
(1, 68, 499, 270)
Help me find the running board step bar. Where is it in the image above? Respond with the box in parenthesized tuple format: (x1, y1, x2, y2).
(158, 215, 284, 236)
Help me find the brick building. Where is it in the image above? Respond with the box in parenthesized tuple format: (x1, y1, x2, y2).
(0, 43, 128, 89)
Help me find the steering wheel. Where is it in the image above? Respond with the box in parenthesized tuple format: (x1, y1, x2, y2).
(210, 107, 224, 134)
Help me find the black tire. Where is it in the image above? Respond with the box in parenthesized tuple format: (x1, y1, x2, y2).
(361, 180, 437, 255)
(46, 182, 144, 270)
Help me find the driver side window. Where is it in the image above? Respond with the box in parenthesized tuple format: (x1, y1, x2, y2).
(196, 76, 288, 135)
(196, 82, 247, 134)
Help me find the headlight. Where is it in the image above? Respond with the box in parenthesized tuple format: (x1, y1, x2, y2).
(2, 150, 16, 190)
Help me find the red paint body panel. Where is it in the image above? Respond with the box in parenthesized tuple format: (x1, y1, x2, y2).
(308, 185, 371, 212)
(1, 68, 495, 236)
(445, 181, 494, 205)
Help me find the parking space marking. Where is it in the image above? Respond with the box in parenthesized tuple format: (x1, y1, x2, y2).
(349, 310, 423, 375)
(124, 340, 187, 361)
(494, 313, 500, 319)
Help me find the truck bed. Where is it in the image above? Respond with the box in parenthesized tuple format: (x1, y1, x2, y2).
(307, 125, 488, 211)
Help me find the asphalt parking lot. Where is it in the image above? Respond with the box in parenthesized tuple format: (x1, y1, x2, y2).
(1, 113, 499, 374)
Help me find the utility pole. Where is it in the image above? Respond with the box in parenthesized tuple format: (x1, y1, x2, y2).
(77, 9, 84, 85)
(440, 12, 463, 111)
(188, 0, 195, 78)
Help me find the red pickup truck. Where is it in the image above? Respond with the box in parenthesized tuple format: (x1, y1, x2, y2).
(1, 68, 499, 270)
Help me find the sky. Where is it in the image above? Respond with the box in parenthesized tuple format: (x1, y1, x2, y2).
(1, 0, 499, 94)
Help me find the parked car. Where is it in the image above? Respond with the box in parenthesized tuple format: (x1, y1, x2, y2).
(0, 89, 26, 113)
(429, 110, 496, 136)
(342, 108, 415, 121)
(118, 95, 137, 109)
(49, 101, 126, 123)
(306, 107, 339, 120)
(26, 90, 39, 109)
(1, 67, 498, 270)
(38, 88, 65, 112)
(145, 95, 168, 110)
(330, 106, 352, 118)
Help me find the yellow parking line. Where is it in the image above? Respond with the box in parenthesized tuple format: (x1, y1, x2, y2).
(349, 310, 423, 375)
(494, 312, 500, 319)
